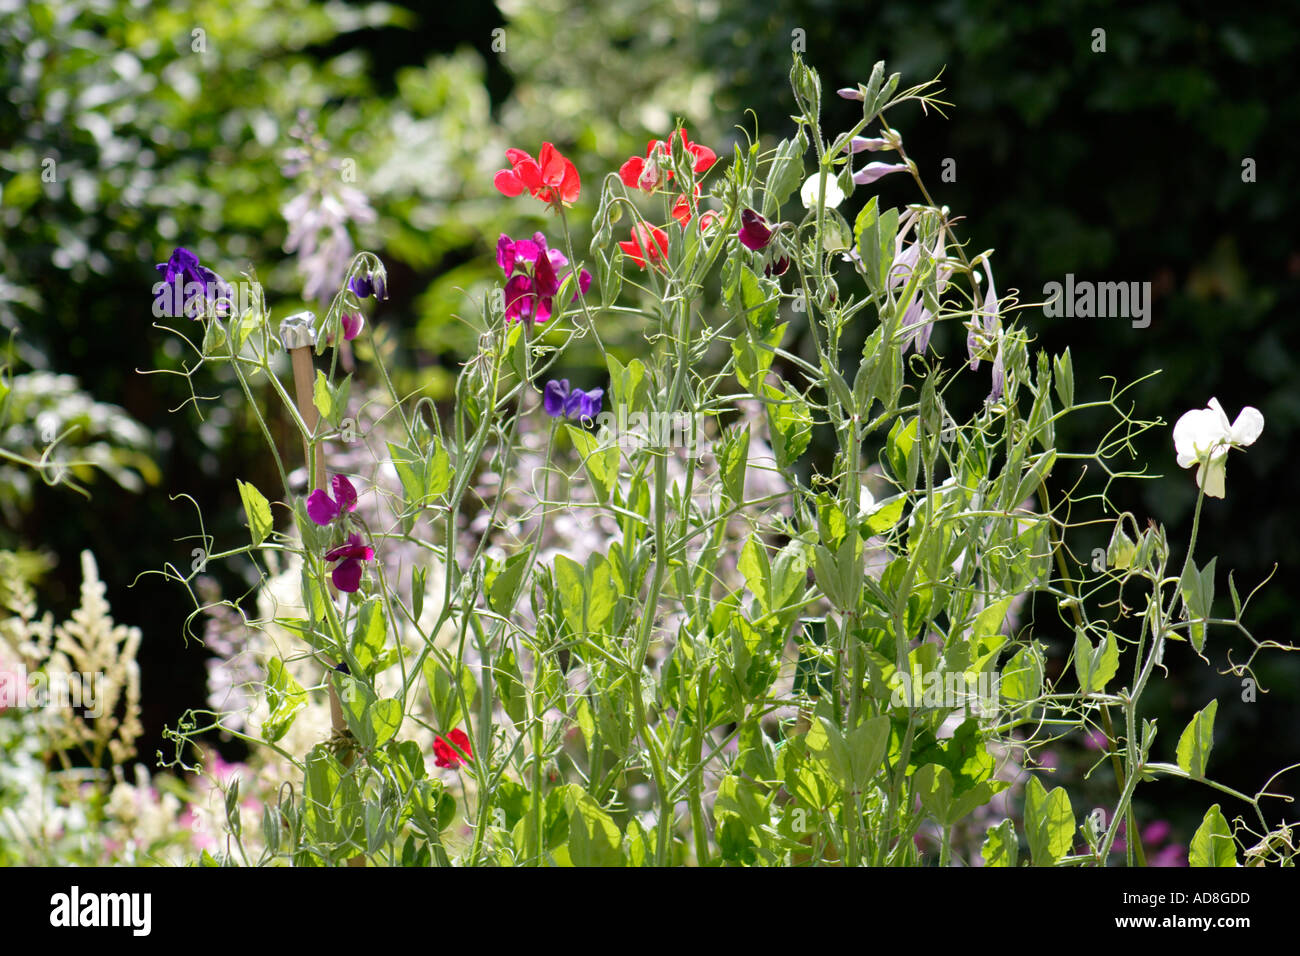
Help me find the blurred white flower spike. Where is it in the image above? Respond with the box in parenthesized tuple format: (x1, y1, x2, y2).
(1172, 397, 1264, 498)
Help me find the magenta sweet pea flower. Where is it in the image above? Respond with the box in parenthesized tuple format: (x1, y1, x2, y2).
(340, 312, 364, 341)
(497, 232, 592, 325)
(324, 532, 375, 593)
(307, 474, 358, 526)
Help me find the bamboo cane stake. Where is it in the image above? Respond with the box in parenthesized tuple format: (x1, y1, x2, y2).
(279, 312, 365, 866)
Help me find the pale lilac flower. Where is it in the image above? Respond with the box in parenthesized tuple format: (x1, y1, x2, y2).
(844, 136, 889, 153)
(852, 162, 909, 186)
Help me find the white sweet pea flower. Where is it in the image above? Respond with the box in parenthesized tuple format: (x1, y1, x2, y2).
(1172, 397, 1264, 498)
(800, 172, 844, 210)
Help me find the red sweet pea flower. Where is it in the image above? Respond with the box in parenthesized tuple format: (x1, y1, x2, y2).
(433, 728, 473, 768)
(493, 143, 581, 206)
(619, 223, 670, 270)
(619, 128, 717, 194)
(670, 185, 702, 227)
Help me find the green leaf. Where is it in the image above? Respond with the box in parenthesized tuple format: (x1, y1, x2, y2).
(863, 494, 905, 535)
(982, 818, 1019, 867)
(812, 714, 889, 793)
(487, 551, 530, 616)
(1074, 628, 1119, 695)
(263, 657, 306, 743)
(422, 657, 475, 731)
(1175, 699, 1218, 778)
(312, 370, 352, 428)
(914, 763, 955, 823)
(1001, 644, 1044, 707)
(719, 426, 750, 507)
(236, 479, 273, 547)
(426, 437, 452, 498)
(765, 130, 808, 215)
(565, 788, 623, 867)
(738, 538, 771, 614)
(494, 647, 528, 725)
(368, 697, 403, 748)
(764, 382, 812, 469)
(738, 266, 780, 332)
(885, 417, 919, 489)
(585, 553, 617, 633)
(567, 425, 620, 504)
(350, 598, 387, 674)
(606, 355, 649, 413)
(1024, 776, 1075, 866)
(1189, 804, 1237, 867)
(554, 554, 586, 635)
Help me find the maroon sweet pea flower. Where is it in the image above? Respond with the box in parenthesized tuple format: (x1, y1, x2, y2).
(433, 728, 473, 768)
(323, 532, 374, 593)
(737, 208, 775, 251)
(306, 474, 358, 526)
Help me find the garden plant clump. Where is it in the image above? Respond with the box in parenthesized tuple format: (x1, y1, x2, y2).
(7, 54, 1293, 868)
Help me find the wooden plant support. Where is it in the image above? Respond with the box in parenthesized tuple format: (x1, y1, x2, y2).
(279, 311, 365, 867)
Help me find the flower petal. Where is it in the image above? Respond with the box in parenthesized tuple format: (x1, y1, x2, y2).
(332, 558, 363, 593)
(306, 489, 339, 526)
(493, 169, 525, 197)
(1229, 406, 1264, 447)
(332, 474, 358, 513)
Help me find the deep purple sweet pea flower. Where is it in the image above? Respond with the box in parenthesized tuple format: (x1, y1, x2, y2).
(349, 272, 386, 300)
(564, 387, 603, 421)
(737, 209, 774, 251)
(307, 474, 358, 526)
(155, 247, 228, 318)
(543, 379, 570, 417)
(543, 379, 602, 420)
(324, 532, 375, 593)
(156, 247, 204, 287)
